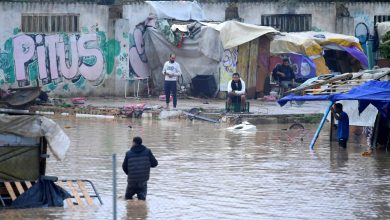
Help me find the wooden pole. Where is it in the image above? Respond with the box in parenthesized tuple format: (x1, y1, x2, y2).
(330, 112, 334, 142)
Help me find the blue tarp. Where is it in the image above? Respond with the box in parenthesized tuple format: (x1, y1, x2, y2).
(10, 177, 71, 209)
(278, 80, 390, 118)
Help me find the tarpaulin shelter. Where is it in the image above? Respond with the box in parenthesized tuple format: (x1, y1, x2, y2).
(299, 31, 368, 70)
(278, 80, 390, 118)
(143, 19, 224, 92)
(203, 20, 279, 98)
(201, 20, 278, 49)
(270, 32, 368, 79)
(0, 114, 102, 208)
(278, 70, 390, 150)
(0, 114, 70, 161)
(270, 33, 329, 77)
(142, 17, 279, 97)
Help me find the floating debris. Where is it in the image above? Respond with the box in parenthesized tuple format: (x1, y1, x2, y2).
(227, 121, 256, 132)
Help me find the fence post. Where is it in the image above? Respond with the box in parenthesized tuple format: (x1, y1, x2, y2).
(112, 154, 117, 220)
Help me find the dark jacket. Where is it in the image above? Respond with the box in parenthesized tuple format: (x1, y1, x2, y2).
(122, 144, 158, 183)
(272, 64, 295, 82)
(231, 79, 242, 91)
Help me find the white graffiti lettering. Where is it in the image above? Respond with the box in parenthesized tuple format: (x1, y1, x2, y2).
(12, 33, 104, 83)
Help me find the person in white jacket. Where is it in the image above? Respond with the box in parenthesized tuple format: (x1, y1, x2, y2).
(227, 73, 246, 112)
(162, 53, 182, 109)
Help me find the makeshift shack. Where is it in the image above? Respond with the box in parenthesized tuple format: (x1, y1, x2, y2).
(134, 14, 278, 99)
(203, 21, 278, 98)
(143, 18, 223, 97)
(278, 68, 390, 150)
(299, 32, 368, 73)
(270, 32, 368, 79)
(0, 114, 102, 208)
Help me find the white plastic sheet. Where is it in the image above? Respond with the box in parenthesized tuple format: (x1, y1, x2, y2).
(0, 115, 70, 160)
(145, 1, 206, 21)
(326, 100, 378, 127)
(202, 20, 278, 49)
(144, 26, 223, 91)
(377, 22, 390, 41)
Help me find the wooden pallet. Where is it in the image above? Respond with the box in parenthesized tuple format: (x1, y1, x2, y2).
(0, 179, 102, 208)
(286, 69, 390, 96)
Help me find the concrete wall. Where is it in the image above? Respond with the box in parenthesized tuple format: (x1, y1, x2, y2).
(0, 2, 125, 97)
(123, 1, 390, 34)
(0, 2, 109, 44)
(2, 1, 390, 97)
(200, 2, 336, 32)
(347, 2, 390, 35)
(123, 2, 153, 32)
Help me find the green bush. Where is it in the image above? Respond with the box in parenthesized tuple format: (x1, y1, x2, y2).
(379, 31, 390, 59)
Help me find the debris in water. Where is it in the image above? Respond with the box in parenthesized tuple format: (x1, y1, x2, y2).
(227, 121, 256, 132)
(289, 123, 305, 130)
(362, 149, 373, 157)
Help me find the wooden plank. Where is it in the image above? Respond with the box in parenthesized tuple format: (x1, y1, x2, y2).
(57, 181, 74, 208)
(14, 182, 24, 194)
(25, 181, 32, 189)
(4, 182, 17, 200)
(237, 42, 250, 85)
(247, 38, 259, 98)
(287, 72, 353, 94)
(305, 87, 353, 92)
(77, 180, 94, 206)
(67, 180, 83, 206)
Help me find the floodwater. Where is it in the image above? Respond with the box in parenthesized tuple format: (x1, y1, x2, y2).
(1, 117, 390, 220)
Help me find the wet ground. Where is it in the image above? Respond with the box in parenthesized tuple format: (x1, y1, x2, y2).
(1, 118, 390, 219)
(77, 97, 328, 115)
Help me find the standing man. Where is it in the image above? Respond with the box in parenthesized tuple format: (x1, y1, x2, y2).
(227, 72, 246, 112)
(122, 136, 158, 200)
(272, 58, 296, 89)
(162, 53, 182, 109)
(331, 103, 349, 148)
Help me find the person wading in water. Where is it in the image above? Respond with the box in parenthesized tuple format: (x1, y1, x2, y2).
(122, 136, 158, 200)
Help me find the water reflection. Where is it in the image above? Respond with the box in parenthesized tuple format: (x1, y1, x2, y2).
(1, 119, 390, 219)
(124, 200, 148, 220)
(330, 142, 349, 170)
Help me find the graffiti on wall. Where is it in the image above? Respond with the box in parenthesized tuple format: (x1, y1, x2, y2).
(128, 16, 158, 79)
(352, 11, 372, 51)
(115, 20, 130, 79)
(219, 48, 238, 92)
(128, 26, 149, 79)
(353, 11, 374, 35)
(0, 30, 120, 92)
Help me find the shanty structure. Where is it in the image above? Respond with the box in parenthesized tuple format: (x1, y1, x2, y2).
(278, 68, 390, 150)
(0, 114, 102, 208)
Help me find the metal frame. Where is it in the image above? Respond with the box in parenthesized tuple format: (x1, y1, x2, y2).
(125, 77, 150, 99)
(0, 179, 103, 207)
(57, 179, 103, 205)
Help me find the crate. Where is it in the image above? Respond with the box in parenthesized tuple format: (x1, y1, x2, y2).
(225, 101, 250, 112)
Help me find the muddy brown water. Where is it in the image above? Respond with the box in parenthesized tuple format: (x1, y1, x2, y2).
(1, 118, 390, 220)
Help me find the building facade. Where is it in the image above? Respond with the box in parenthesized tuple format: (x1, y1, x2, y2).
(0, 0, 389, 96)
